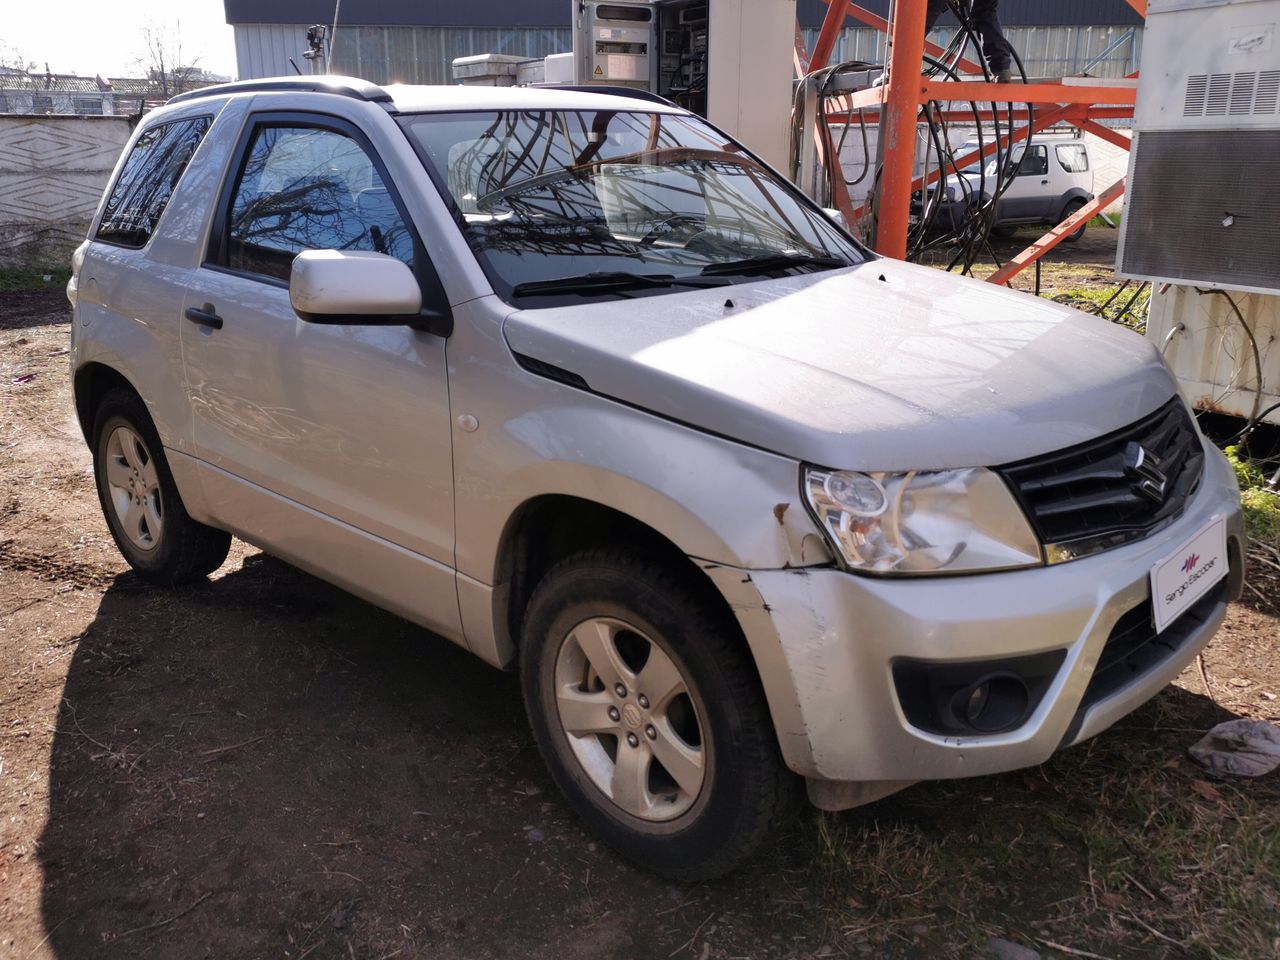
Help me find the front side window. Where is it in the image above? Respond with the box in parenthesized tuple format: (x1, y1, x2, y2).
(1017, 145, 1049, 177)
(398, 109, 864, 302)
(1055, 143, 1089, 173)
(224, 125, 414, 282)
(96, 116, 210, 247)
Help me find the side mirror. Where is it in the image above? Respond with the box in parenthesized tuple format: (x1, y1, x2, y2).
(290, 249, 424, 324)
(822, 207, 848, 230)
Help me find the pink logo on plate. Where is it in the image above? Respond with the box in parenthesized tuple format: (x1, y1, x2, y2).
(1181, 553, 1200, 574)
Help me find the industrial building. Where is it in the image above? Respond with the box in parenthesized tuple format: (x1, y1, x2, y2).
(223, 1, 1145, 85)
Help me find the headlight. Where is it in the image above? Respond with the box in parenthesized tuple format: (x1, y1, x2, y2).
(802, 466, 1042, 575)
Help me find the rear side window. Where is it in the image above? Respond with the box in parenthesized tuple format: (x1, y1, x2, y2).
(1056, 143, 1089, 173)
(224, 125, 414, 282)
(96, 117, 211, 247)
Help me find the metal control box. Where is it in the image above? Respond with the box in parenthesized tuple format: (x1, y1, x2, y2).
(575, 2, 655, 88)
(1119, 0, 1280, 294)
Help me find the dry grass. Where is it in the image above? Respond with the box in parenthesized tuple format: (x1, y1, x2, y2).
(804, 733, 1280, 959)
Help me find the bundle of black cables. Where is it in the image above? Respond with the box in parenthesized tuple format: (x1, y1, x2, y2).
(796, 0, 1034, 276)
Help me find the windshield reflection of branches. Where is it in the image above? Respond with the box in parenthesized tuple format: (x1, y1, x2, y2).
(230, 128, 413, 274)
(406, 108, 859, 286)
(471, 157, 818, 261)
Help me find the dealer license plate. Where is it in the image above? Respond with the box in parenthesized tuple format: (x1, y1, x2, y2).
(1150, 517, 1228, 634)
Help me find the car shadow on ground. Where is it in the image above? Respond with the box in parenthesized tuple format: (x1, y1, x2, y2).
(35, 555, 821, 959)
(36, 553, 1270, 959)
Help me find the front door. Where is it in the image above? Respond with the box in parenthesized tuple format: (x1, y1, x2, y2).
(999, 143, 1053, 221)
(179, 112, 459, 636)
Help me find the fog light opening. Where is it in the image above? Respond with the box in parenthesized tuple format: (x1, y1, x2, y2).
(950, 673, 1030, 733)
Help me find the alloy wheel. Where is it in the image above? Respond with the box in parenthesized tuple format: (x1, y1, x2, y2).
(103, 425, 164, 552)
(553, 616, 707, 821)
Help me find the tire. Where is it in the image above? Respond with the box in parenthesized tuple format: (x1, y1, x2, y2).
(1059, 199, 1088, 243)
(520, 549, 792, 880)
(92, 388, 231, 585)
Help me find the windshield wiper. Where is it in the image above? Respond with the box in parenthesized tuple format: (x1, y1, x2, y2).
(511, 271, 729, 298)
(698, 253, 848, 278)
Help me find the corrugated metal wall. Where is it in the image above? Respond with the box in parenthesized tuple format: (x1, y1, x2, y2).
(792, 0, 1143, 28)
(234, 23, 312, 79)
(223, 0, 1144, 29)
(234, 24, 572, 83)
(234, 23, 1140, 83)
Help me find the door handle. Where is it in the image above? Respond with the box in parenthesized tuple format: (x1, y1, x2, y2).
(1041, 179, 1050, 185)
(184, 304, 223, 330)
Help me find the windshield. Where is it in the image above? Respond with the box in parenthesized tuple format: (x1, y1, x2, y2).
(958, 143, 1024, 179)
(398, 109, 865, 303)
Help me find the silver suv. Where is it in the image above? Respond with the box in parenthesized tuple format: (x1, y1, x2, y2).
(69, 77, 1244, 879)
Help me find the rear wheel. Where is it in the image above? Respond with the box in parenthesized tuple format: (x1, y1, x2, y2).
(1059, 198, 1088, 243)
(520, 549, 792, 880)
(92, 389, 230, 584)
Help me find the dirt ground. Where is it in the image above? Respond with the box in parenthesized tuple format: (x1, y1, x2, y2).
(2, 235, 1278, 960)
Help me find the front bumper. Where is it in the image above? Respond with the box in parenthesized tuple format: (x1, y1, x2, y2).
(709, 438, 1244, 785)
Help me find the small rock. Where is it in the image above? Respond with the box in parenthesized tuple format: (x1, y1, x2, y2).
(525, 827, 545, 842)
(983, 936, 1040, 960)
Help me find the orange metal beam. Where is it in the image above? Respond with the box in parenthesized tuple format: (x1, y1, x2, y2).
(837, 84, 888, 111)
(821, 105, 1135, 124)
(810, 0, 849, 71)
(794, 21, 812, 78)
(876, 0, 930, 258)
(1076, 118, 1132, 151)
(920, 80, 1138, 106)
(986, 178, 1127, 285)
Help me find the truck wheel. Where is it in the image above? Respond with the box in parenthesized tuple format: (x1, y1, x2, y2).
(92, 388, 231, 585)
(520, 549, 792, 880)
(1059, 199, 1088, 243)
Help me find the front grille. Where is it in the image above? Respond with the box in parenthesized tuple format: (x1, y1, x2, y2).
(998, 397, 1203, 558)
(1081, 579, 1226, 711)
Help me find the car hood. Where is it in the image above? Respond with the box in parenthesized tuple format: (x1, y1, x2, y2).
(500, 259, 1180, 470)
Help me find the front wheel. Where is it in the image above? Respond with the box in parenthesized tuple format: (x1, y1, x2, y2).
(520, 549, 792, 880)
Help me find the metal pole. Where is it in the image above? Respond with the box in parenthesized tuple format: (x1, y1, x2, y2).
(874, 0, 928, 259)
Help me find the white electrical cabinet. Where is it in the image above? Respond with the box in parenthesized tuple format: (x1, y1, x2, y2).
(570, 0, 796, 170)
(1119, 0, 1280, 294)
(454, 2, 795, 170)
(1124, 0, 1280, 424)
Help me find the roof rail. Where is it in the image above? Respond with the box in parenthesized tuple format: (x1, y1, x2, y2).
(168, 75, 393, 106)
(544, 85, 679, 108)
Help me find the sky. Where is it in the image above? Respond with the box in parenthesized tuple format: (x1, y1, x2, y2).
(1, 0, 238, 80)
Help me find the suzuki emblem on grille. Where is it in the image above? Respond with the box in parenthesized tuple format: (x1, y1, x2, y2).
(1124, 441, 1168, 504)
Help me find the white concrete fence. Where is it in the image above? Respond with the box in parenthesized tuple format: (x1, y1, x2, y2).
(0, 115, 132, 269)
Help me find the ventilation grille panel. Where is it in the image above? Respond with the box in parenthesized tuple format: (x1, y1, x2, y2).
(1121, 130, 1280, 293)
(1184, 71, 1280, 117)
